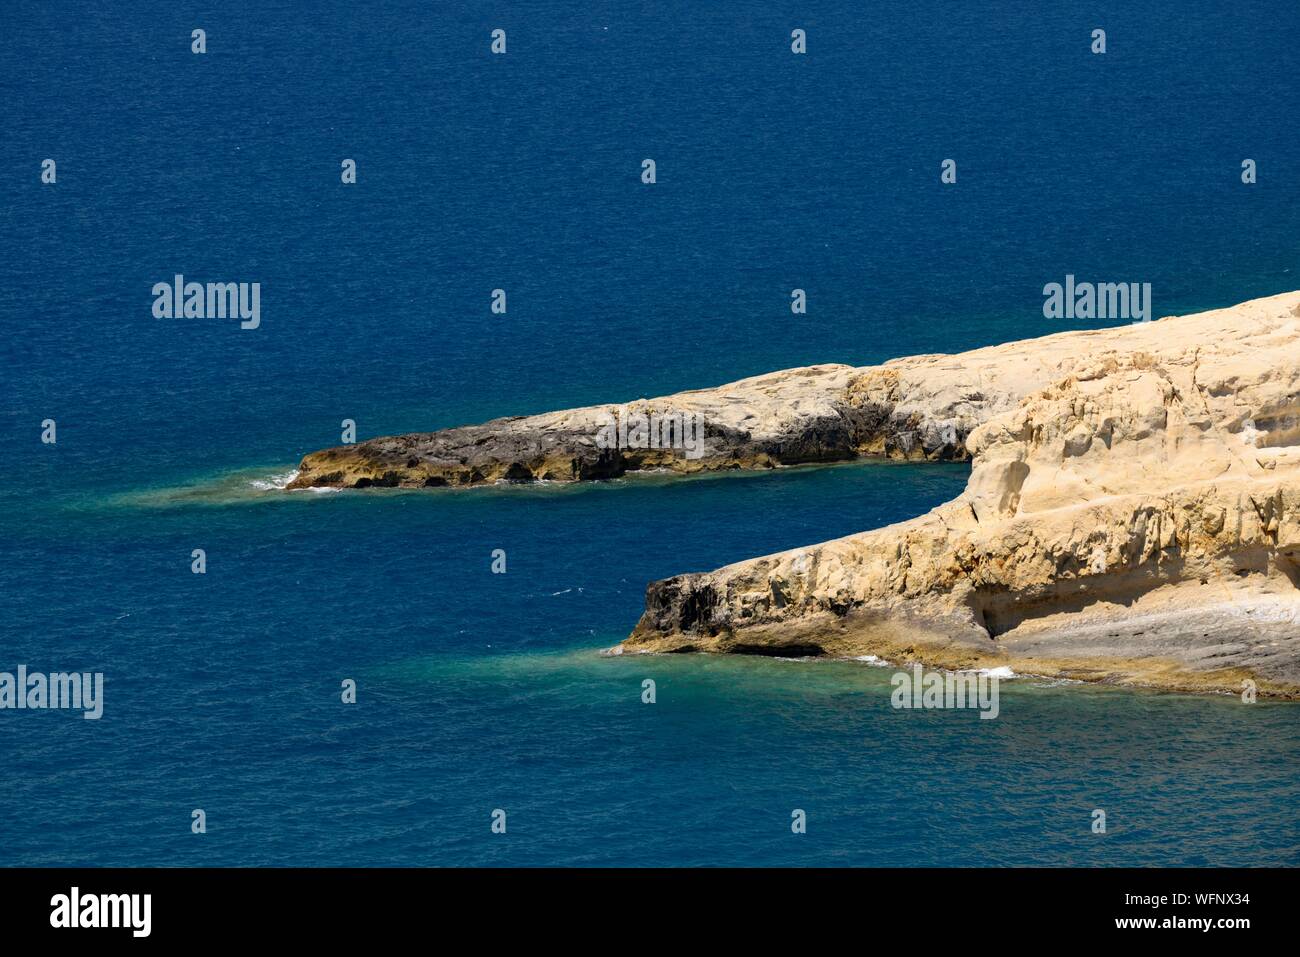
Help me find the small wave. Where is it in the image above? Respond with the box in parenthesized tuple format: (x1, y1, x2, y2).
(950, 664, 1019, 679)
(248, 469, 300, 491)
(852, 654, 892, 667)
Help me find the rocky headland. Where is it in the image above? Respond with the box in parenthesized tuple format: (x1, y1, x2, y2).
(289, 292, 1300, 696)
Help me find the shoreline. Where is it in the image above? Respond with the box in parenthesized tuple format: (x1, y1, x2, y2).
(280, 291, 1300, 698)
(618, 292, 1300, 696)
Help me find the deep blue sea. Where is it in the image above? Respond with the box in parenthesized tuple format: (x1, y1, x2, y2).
(2, 1, 1298, 866)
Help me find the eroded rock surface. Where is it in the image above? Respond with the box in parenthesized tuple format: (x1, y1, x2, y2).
(622, 292, 1300, 696)
(286, 291, 1300, 694)
(287, 318, 1161, 489)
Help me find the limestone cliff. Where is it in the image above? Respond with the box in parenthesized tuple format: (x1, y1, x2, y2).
(286, 290, 1300, 695)
(622, 292, 1300, 696)
(287, 312, 1145, 489)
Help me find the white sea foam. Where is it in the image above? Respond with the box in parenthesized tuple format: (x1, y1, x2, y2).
(953, 664, 1018, 679)
(249, 469, 299, 491)
(852, 654, 891, 667)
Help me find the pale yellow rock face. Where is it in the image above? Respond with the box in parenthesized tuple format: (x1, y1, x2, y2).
(625, 292, 1300, 697)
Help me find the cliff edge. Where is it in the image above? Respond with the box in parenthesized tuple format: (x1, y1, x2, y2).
(286, 291, 1300, 695)
(621, 292, 1300, 696)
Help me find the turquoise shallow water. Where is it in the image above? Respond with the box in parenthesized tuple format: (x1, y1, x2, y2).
(2, 0, 1299, 865)
(2, 462, 1297, 866)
